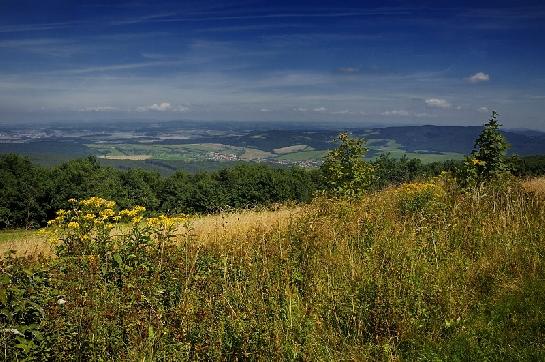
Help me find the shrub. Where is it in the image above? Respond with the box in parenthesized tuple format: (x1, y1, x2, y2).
(458, 111, 511, 187)
(46, 197, 187, 257)
(320, 132, 374, 196)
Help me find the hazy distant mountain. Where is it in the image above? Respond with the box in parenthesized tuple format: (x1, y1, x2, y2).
(363, 125, 545, 155)
(2, 124, 545, 172)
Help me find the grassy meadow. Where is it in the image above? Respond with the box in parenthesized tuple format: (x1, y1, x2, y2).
(2, 177, 545, 360)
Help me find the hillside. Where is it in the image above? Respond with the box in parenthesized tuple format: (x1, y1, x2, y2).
(2, 178, 545, 360)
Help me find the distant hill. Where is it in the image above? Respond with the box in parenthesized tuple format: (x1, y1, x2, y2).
(358, 126, 545, 156)
(2, 124, 545, 170)
(202, 125, 545, 156)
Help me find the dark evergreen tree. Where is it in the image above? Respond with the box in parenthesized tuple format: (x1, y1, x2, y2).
(471, 111, 511, 181)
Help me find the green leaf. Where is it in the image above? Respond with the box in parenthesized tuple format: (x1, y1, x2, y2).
(113, 252, 123, 266)
(0, 289, 7, 304)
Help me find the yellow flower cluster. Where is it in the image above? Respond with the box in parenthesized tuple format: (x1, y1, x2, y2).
(99, 208, 115, 220)
(79, 197, 116, 209)
(45, 197, 189, 253)
(147, 214, 187, 229)
(119, 206, 146, 223)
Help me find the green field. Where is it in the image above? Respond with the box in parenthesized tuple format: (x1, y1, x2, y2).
(277, 149, 328, 161)
(0, 229, 34, 244)
(87, 139, 464, 165)
(87, 143, 244, 161)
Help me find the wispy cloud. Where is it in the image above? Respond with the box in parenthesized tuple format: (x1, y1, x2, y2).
(381, 110, 410, 116)
(78, 106, 119, 112)
(136, 9, 413, 24)
(110, 12, 178, 26)
(330, 110, 353, 115)
(461, 6, 545, 21)
(0, 38, 82, 57)
(57, 60, 187, 75)
(337, 67, 360, 74)
(293, 106, 329, 113)
(136, 102, 188, 112)
(0, 21, 79, 33)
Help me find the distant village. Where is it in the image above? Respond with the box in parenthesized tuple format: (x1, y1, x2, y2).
(207, 151, 321, 168)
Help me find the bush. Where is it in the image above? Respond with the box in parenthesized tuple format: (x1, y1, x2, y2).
(320, 132, 374, 196)
(458, 111, 511, 187)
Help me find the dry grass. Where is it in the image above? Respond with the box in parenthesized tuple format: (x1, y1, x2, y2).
(523, 176, 545, 195)
(185, 206, 302, 244)
(0, 229, 54, 258)
(3, 180, 545, 360)
(0, 206, 302, 258)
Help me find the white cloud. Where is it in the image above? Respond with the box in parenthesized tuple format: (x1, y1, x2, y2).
(478, 106, 490, 113)
(425, 98, 451, 109)
(150, 102, 172, 111)
(381, 110, 410, 116)
(294, 106, 328, 113)
(467, 72, 490, 83)
(136, 102, 188, 112)
(78, 106, 118, 112)
(260, 108, 271, 112)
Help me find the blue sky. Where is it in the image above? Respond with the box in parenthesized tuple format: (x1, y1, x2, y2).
(1, 0, 544, 129)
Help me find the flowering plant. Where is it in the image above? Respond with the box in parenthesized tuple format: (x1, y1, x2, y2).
(46, 197, 188, 257)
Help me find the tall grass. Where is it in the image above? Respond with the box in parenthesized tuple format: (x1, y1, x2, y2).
(2, 179, 545, 360)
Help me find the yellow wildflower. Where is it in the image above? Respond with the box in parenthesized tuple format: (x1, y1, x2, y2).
(120, 205, 146, 219)
(84, 213, 95, 221)
(67, 221, 80, 229)
(99, 208, 115, 220)
(79, 197, 116, 209)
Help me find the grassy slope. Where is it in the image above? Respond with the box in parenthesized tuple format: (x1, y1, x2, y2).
(2, 179, 545, 360)
(0, 207, 302, 258)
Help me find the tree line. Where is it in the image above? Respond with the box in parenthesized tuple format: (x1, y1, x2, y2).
(0, 153, 437, 228)
(2, 147, 545, 229)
